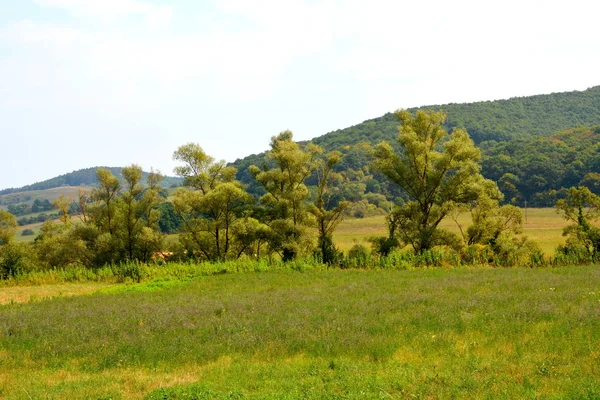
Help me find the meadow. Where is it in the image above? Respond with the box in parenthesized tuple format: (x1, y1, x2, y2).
(1, 265, 600, 399)
(334, 207, 569, 255)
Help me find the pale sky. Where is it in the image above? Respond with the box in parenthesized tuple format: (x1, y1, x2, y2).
(1, 0, 599, 190)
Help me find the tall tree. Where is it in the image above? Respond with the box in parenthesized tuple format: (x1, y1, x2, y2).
(119, 165, 164, 261)
(173, 144, 253, 261)
(374, 110, 494, 253)
(249, 131, 320, 260)
(91, 168, 121, 236)
(309, 150, 349, 264)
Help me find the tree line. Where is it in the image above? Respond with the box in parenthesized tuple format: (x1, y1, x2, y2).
(1, 110, 600, 278)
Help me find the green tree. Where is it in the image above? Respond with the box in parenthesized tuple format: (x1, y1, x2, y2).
(91, 168, 121, 236)
(249, 131, 319, 260)
(0, 210, 17, 245)
(374, 110, 494, 253)
(53, 194, 72, 226)
(309, 150, 349, 264)
(556, 186, 600, 257)
(0, 211, 33, 278)
(173, 143, 236, 192)
(452, 194, 523, 248)
(119, 165, 164, 261)
(173, 144, 253, 261)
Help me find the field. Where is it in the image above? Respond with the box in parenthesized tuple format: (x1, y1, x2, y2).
(334, 207, 569, 256)
(1, 266, 600, 399)
(0, 187, 84, 211)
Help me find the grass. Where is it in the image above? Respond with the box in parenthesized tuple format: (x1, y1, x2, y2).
(0, 282, 113, 305)
(334, 207, 569, 255)
(1, 266, 600, 398)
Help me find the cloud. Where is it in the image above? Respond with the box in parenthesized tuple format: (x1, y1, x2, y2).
(33, 0, 172, 27)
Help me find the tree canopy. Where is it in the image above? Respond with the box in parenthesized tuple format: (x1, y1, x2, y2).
(374, 110, 498, 253)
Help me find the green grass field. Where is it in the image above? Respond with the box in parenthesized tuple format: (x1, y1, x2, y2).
(334, 207, 569, 255)
(1, 266, 600, 399)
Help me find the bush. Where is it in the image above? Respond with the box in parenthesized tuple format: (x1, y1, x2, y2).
(553, 242, 595, 265)
(344, 244, 371, 268)
(461, 244, 493, 265)
(21, 229, 34, 236)
(492, 234, 545, 267)
(0, 243, 35, 279)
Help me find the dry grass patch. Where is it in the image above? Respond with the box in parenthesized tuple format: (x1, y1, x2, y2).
(0, 283, 114, 305)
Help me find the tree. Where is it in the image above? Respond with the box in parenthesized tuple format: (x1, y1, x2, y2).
(119, 165, 164, 261)
(173, 143, 236, 192)
(556, 186, 600, 256)
(449, 190, 524, 252)
(53, 195, 72, 226)
(374, 110, 495, 253)
(173, 144, 253, 261)
(0, 211, 32, 278)
(91, 168, 121, 236)
(309, 150, 349, 264)
(0, 210, 17, 246)
(249, 131, 320, 260)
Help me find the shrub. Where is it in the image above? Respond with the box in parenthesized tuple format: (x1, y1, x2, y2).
(492, 234, 545, 267)
(461, 244, 493, 265)
(344, 244, 372, 268)
(21, 229, 34, 236)
(0, 242, 35, 279)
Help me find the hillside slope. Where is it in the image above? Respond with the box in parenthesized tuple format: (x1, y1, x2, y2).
(0, 167, 183, 195)
(234, 85, 600, 197)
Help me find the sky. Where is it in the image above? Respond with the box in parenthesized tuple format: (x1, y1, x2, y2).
(1, 0, 599, 190)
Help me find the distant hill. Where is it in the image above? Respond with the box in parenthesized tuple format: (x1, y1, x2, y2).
(234, 85, 600, 193)
(308, 85, 600, 150)
(0, 167, 183, 195)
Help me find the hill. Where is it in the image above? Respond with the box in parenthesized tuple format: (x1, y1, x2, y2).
(234, 86, 600, 201)
(311, 85, 600, 150)
(0, 167, 183, 195)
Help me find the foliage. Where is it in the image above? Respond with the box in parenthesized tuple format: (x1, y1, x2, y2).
(556, 186, 600, 258)
(481, 126, 600, 204)
(0, 242, 35, 279)
(32, 168, 166, 269)
(173, 144, 256, 261)
(309, 150, 349, 265)
(249, 131, 320, 261)
(0, 211, 35, 278)
(156, 201, 183, 233)
(0, 210, 17, 245)
(374, 110, 495, 253)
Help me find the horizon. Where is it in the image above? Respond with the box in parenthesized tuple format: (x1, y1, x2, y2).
(2, 0, 599, 189)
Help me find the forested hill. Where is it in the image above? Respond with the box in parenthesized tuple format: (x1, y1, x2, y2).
(233, 85, 600, 203)
(311, 85, 600, 150)
(0, 167, 183, 195)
